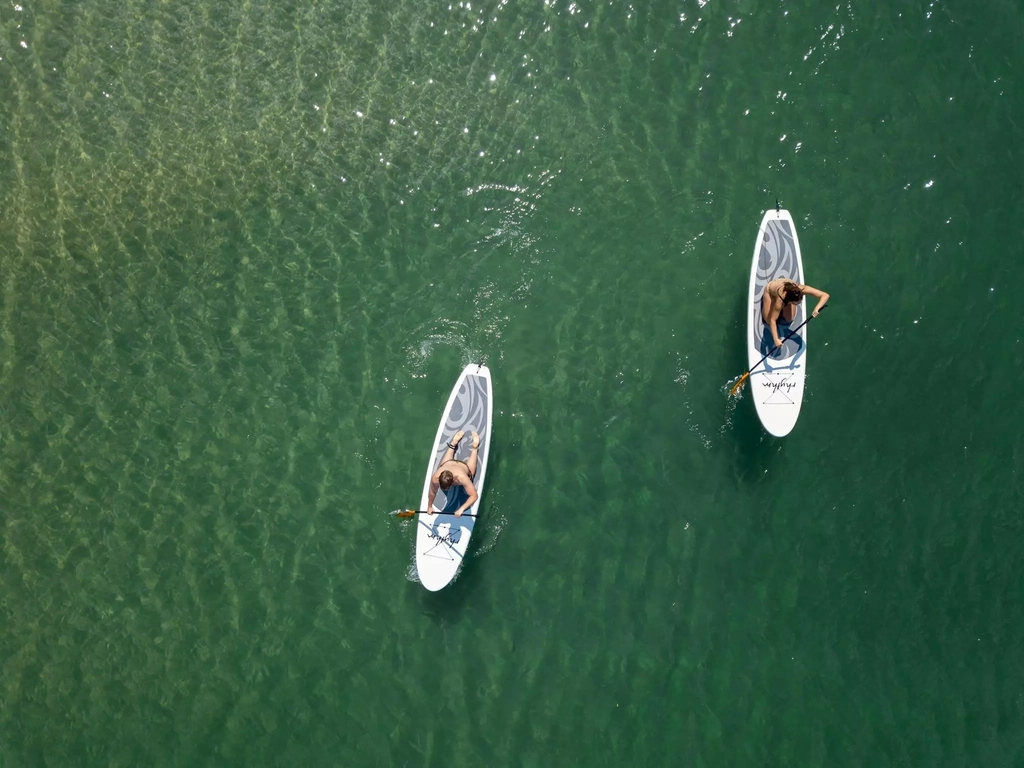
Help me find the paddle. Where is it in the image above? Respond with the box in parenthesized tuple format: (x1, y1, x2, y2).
(393, 509, 478, 519)
(729, 305, 828, 397)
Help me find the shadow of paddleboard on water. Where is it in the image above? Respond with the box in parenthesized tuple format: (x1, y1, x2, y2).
(722, 283, 785, 482)
(406, 551, 489, 623)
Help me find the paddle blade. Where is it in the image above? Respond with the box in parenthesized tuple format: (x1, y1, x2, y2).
(729, 373, 750, 397)
(394, 509, 418, 519)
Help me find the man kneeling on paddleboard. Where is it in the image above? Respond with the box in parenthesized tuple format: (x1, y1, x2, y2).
(762, 279, 830, 348)
(426, 430, 480, 517)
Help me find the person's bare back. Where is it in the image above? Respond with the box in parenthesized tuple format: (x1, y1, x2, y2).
(761, 279, 830, 348)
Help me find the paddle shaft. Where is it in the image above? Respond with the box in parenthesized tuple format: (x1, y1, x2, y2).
(397, 510, 478, 519)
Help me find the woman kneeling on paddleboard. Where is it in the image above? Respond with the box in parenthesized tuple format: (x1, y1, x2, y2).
(762, 280, 830, 348)
(426, 430, 480, 517)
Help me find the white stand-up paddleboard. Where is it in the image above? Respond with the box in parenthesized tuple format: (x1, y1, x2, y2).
(746, 209, 807, 437)
(415, 364, 493, 591)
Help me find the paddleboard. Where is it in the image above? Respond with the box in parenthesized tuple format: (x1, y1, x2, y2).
(746, 208, 807, 437)
(415, 363, 493, 591)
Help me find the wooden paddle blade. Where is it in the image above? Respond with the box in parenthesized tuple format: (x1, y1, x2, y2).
(729, 373, 749, 397)
(395, 509, 418, 519)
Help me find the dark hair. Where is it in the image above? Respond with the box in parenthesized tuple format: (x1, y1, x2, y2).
(439, 470, 454, 491)
(782, 281, 804, 304)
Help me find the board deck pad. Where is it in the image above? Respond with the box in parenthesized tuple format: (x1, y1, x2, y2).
(415, 364, 492, 591)
(746, 209, 807, 437)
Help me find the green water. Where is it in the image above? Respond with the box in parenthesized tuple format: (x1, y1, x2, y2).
(2, 0, 1023, 764)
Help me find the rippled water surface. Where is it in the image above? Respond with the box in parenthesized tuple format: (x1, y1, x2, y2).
(1, 0, 1023, 765)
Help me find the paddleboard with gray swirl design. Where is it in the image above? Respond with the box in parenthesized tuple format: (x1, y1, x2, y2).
(415, 364, 493, 591)
(746, 209, 807, 437)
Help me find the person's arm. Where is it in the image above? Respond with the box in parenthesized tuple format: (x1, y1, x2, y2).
(453, 481, 479, 517)
(426, 475, 439, 515)
(768, 306, 783, 347)
(802, 285, 830, 317)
